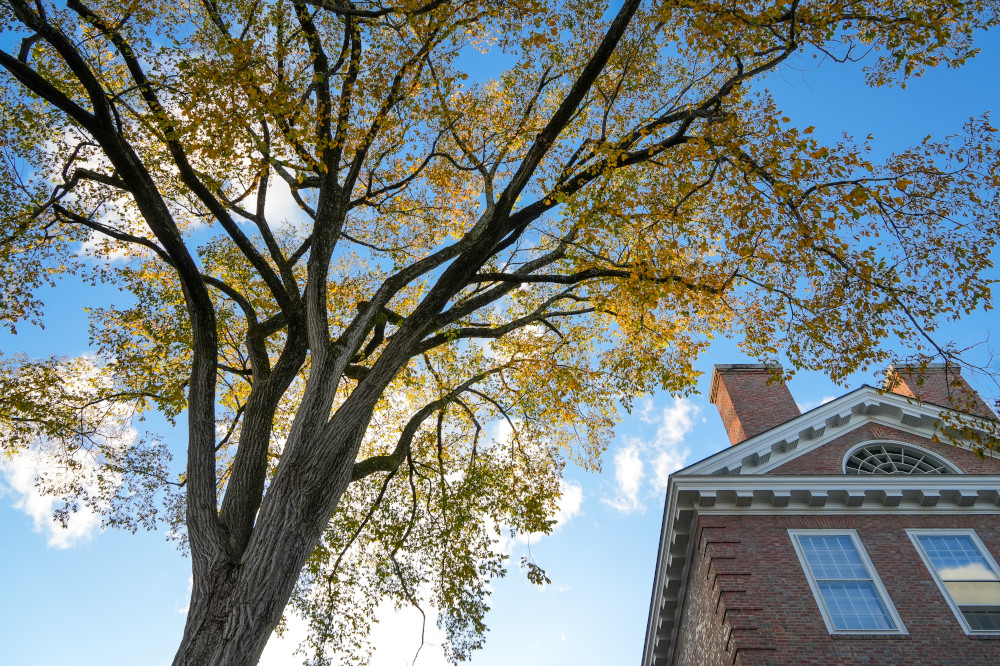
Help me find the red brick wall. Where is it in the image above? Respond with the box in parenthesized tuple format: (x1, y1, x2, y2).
(673, 516, 775, 665)
(887, 365, 998, 421)
(712, 378, 748, 446)
(673, 513, 1000, 665)
(767, 422, 1000, 475)
(711, 366, 800, 446)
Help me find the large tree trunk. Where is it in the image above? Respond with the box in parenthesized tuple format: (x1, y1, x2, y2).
(172, 408, 366, 665)
(172, 545, 310, 665)
(171, 521, 317, 664)
(172, 484, 344, 665)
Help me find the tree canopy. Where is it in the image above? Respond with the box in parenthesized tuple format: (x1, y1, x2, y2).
(1, 0, 998, 663)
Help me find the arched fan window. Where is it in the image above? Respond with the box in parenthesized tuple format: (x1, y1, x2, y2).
(845, 443, 958, 475)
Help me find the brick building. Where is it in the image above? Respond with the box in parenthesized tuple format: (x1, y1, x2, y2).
(641, 364, 1000, 665)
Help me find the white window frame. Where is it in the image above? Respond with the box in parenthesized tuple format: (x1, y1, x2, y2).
(841, 440, 962, 475)
(907, 529, 1000, 635)
(789, 529, 907, 635)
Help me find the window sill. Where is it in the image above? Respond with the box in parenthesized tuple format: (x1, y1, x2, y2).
(830, 633, 910, 641)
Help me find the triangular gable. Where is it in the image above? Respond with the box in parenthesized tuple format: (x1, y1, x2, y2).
(678, 385, 995, 477)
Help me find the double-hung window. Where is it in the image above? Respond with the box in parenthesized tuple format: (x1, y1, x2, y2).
(908, 530, 1000, 633)
(789, 530, 905, 634)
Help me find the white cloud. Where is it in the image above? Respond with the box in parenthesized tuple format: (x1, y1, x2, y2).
(77, 200, 153, 263)
(603, 442, 644, 513)
(493, 419, 513, 445)
(1, 450, 101, 549)
(502, 479, 584, 551)
(552, 480, 583, 527)
(239, 177, 313, 233)
(175, 576, 193, 616)
(259, 598, 451, 666)
(604, 397, 698, 512)
(0, 356, 138, 548)
(937, 562, 996, 580)
(639, 398, 656, 424)
(258, 612, 307, 666)
(797, 395, 837, 412)
(368, 601, 450, 666)
(79, 232, 133, 263)
(656, 399, 697, 449)
(651, 450, 685, 493)
(650, 399, 695, 492)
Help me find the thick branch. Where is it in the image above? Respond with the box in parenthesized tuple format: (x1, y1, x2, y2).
(351, 368, 502, 481)
(305, 0, 450, 19)
(67, 0, 294, 315)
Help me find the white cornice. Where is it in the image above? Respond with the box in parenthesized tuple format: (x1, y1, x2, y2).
(671, 474, 1000, 513)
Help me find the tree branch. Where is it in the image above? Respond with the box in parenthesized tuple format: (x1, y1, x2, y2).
(351, 368, 502, 481)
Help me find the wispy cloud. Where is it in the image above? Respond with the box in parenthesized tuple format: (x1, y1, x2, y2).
(650, 399, 695, 492)
(796, 395, 836, 412)
(0, 356, 137, 549)
(1, 450, 101, 549)
(489, 417, 586, 548)
(604, 397, 698, 512)
(240, 177, 313, 233)
(604, 442, 645, 513)
(552, 480, 583, 527)
(175, 576, 193, 616)
(639, 398, 657, 424)
(503, 479, 585, 550)
(368, 600, 451, 666)
(259, 596, 451, 666)
(77, 200, 155, 263)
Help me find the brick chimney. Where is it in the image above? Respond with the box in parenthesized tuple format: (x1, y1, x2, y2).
(885, 363, 997, 421)
(709, 364, 801, 446)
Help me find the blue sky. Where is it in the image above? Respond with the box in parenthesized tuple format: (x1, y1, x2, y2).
(1, 20, 999, 666)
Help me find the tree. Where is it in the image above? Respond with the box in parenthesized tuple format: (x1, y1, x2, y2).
(1, 0, 998, 663)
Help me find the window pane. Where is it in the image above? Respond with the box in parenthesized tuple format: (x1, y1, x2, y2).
(912, 531, 1000, 633)
(963, 608, 1000, 632)
(818, 581, 895, 630)
(917, 535, 1000, 581)
(944, 581, 1000, 606)
(799, 535, 869, 580)
(792, 531, 902, 633)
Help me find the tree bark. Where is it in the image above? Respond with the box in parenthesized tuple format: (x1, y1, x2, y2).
(172, 469, 352, 665)
(172, 397, 370, 666)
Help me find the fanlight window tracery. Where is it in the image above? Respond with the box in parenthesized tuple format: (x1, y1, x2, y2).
(845, 443, 956, 475)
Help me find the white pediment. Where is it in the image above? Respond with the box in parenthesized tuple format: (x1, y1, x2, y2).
(677, 385, 993, 477)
